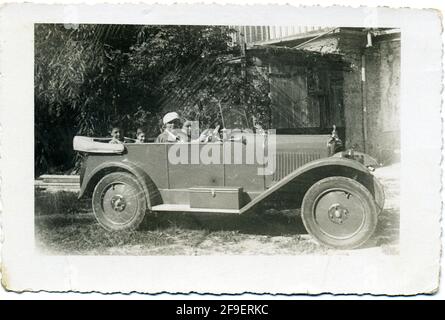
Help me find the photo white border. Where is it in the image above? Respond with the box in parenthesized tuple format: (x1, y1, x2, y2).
(0, 3, 442, 295)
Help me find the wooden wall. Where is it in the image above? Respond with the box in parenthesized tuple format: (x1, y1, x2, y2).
(267, 64, 345, 135)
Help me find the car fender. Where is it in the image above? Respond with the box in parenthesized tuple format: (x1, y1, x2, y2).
(241, 157, 384, 213)
(79, 161, 161, 209)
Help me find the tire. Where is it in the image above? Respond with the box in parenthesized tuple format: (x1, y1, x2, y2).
(301, 176, 378, 249)
(92, 172, 147, 231)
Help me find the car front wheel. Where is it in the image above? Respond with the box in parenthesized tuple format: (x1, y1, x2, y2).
(301, 176, 378, 249)
(92, 172, 147, 231)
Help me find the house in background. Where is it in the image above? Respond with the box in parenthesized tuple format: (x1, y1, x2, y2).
(232, 26, 400, 164)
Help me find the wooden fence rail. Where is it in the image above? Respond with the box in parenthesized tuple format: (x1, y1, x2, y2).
(35, 174, 80, 192)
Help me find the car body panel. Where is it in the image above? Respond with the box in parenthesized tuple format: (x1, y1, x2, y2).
(240, 156, 380, 214)
(79, 158, 162, 208)
(77, 134, 383, 213)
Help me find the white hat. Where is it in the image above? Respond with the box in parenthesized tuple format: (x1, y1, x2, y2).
(163, 112, 180, 125)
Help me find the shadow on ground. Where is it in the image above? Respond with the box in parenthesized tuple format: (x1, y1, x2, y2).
(35, 208, 307, 238)
(139, 208, 307, 236)
(35, 189, 306, 236)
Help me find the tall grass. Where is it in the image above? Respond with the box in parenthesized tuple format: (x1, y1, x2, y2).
(35, 189, 90, 216)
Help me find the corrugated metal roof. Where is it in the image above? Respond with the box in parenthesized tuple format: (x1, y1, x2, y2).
(229, 26, 331, 46)
(230, 26, 400, 48)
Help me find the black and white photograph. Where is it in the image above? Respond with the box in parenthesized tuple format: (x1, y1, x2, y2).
(34, 24, 400, 255)
(0, 3, 441, 295)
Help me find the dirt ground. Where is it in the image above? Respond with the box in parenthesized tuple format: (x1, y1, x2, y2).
(35, 163, 400, 255)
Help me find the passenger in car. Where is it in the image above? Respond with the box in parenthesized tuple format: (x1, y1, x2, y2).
(252, 115, 266, 135)
(156, 112, 182, 143)
(109, 126, 124, 144)
(135, 128, 146, 143)
(181, 120, 193, 142)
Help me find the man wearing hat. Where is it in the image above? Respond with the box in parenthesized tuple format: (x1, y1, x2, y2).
(156, 112, 182, 143)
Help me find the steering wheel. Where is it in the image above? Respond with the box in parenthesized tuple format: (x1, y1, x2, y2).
(165, 129, 189, 143)
(174, 131, 189, 143)
(199, 125, 222, 142)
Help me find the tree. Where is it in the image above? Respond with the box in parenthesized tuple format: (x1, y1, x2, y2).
(35, 24, 136, 174)
(34, 24, 271, 175)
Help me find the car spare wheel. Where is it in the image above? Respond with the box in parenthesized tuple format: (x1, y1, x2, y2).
(92, 172, 147, 231)
(301, 176, 378, 249)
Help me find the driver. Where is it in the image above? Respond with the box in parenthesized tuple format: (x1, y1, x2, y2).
(181, 120, 193, 142)
(156, 112, 182, 143)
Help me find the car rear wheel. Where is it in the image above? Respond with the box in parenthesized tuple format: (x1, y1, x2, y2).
(92, 172, 147, 231)
(301, 176, 378, 249)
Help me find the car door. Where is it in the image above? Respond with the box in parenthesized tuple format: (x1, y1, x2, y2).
(223, 134, 267, 193)
(166, 142, 225, 189)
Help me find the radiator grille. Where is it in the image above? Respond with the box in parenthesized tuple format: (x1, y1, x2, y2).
(272, 152, 322, 181)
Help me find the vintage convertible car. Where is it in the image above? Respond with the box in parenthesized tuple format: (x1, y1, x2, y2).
(73, 128, 384, 249)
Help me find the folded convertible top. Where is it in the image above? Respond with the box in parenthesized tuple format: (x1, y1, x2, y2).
(73, 136, 125, 154)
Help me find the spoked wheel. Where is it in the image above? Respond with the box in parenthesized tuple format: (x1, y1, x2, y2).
(301, 176, 378, 249)
(92, 172, 147, 231)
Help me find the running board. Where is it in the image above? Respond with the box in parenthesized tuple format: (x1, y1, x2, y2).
(150, 204, 240, 214)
